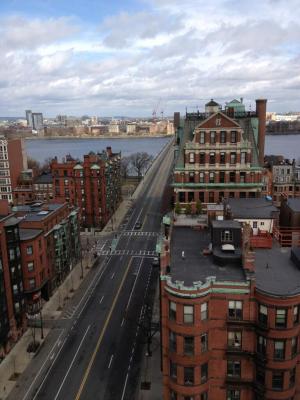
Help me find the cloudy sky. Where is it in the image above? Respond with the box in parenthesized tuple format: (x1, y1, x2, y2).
(0, 0, 299, 117)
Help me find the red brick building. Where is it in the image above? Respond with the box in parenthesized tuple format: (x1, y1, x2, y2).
(51, 147, 121, 229)
(159, 217, 300, 400)
(0, 136, 27, 203)
(173, 99, 267, 208)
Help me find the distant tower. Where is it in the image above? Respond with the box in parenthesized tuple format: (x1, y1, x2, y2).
(32, 113, 44, 130)
(25, 110, 33, 128)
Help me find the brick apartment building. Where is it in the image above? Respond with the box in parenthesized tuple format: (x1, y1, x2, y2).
(159, 216, 300, 400)
(51, 146, 121, 229)
(271, 162, 300, 206)
(0, 136, 27, 203)
(0, 201, 80, 356)
(173, 99, 267, 207)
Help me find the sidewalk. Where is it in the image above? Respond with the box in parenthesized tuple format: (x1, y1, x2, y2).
(137, 282, 162, 400)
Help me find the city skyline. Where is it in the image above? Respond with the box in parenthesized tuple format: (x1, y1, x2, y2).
(0, 0, 300, 116)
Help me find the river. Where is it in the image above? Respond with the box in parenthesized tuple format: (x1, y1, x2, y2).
(25, 134, 300, 163)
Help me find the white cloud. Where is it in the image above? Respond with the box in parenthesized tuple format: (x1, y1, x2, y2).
(0, 2, 300, 116)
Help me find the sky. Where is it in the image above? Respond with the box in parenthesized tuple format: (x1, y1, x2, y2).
(0, 0, 300, 117)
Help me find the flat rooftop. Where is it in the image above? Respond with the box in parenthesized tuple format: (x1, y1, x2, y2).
(19, 228, 43, 240)
(255, 243, 300, 296)
(170, 226, 246, 286)
(169, 225, 300, 296)
(227, 198, 279, 219)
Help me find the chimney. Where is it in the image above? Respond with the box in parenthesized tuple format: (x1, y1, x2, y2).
(106, 146, 112, 157)
(256, 99, 267, 166)
(173, 112, 180, 130)
(242, 224, 255, 273)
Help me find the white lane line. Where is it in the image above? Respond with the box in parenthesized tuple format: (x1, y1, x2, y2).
(126, 258, 143, 311)
(111, 272, 115, 279)
(108, 354, 114, 369)
(76, 294, 90, 319)
(121, 318, 125, 327)
(53, 325, 91, 400)
(120, 373, 129, 400)
(22, 329, 65, 400)
(99, 295, 104, 304)
(32, 335, 68, 400)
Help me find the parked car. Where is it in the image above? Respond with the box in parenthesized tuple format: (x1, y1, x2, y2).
(134, 221, 142, 230)
(152, 257, 159, 267)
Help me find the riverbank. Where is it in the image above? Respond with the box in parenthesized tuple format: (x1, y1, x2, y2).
(25, 134, 173, 140)
(266, 131, 300, 135)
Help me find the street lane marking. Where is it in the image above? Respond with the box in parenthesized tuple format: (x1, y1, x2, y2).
(54, 325, 91, 400)
(75, 258, 133, 400)
(22, 329, 65, 400)
(121, 318, 125, 327)
(126, 258, 143, 311)
(99, 295, 104, 304)
(108, 354, 114, 369)
(120, 373, 129, 400)
(111, 272, 115, 279)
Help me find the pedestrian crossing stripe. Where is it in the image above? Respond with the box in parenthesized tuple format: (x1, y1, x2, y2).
(120, 231, 159, 237)
(98, 249, 157, 256)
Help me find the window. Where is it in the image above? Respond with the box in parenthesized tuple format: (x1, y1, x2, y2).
(209, 192, 214, 202)
(221, 230, 233, 242)
(276, 309, 287, 328)
(200, 132, 205, 144)
(13, 284, 18, 294)
(240, 172, 246, 183)
(256, 366, 265, 385)
(9, 248, 15, 260)
(210, 131, 216, 144)
(227, 360, 241, 377)
(293, 305, 299, 324)
(209, 152, 215, 164)
(201, 333, 208, 352)
(272, 371, 284, 390)
(169, 301, 176, 320)
(170, 391, 177, 400)
(201, 393, 208, 400)
(199, 172, 205, 183)
(27, 262, 34, 272)
(199, 153, 205, 164)
(274, 340, 285, 360)
(258, 305, 268, 326)
(291, 336, 298, 357)
(228, 301, 242, 320)
(189, 153, 195, 163)
(209, 172, 215, 183)
(257, 336, 267, 356)
(184, 305, 194, 324)
(228, 331, 241, 349)
(26, 246, 33, 255)
(201, 302, 208, 320)
(218, 154, 226, 169)
(219, 171, 225, 183)
(231, 131, 237, 143)
(220, 131, 226, 143)
(169, 331, 177, 352)
(201, 363, 208, 383)
(253, 221, 258, 229)
(227, 389, 240, 400)
(290, 367, 296, 388)
(230, 152, 236, 164)
(184, 336, 194, 355)
(188, 192, 194, 202)
(229, 172, 236, 183)
(189, 172, 195, 183)
(170, 360, 177, 380)
(184, 367, 194, 385)
(29, 278, 36, 289)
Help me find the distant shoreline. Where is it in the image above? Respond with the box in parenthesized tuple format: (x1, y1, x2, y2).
(266, 131, 300, 136)
(25, 134, 174, 140)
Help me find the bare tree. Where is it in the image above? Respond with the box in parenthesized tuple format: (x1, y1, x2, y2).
(121, 156, 131, 180)
(40, 157, 53, 173)
(27, 157, 41, 175)
(129, 152, 153, 178)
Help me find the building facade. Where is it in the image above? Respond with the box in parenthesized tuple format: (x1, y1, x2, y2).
(173, 99, 267, 207)
(0, 136, 27, 203)
(272, 162, 300, 206)
(159, 216, 300, 400)
(51, 147, 121, 229)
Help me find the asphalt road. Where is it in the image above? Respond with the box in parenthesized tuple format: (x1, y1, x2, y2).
(19, 138, 174, 400)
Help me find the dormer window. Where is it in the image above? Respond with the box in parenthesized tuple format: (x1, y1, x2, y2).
(221, 229, 233, 242)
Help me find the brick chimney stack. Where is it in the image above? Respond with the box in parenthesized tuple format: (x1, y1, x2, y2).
(256, 99, 267, 166)
(173, 112, 180, 130)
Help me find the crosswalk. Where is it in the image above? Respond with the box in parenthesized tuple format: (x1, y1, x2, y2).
(62, 305, 76, 319)
(120, 231, 159, 237)
(98, 249, 157, 257)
